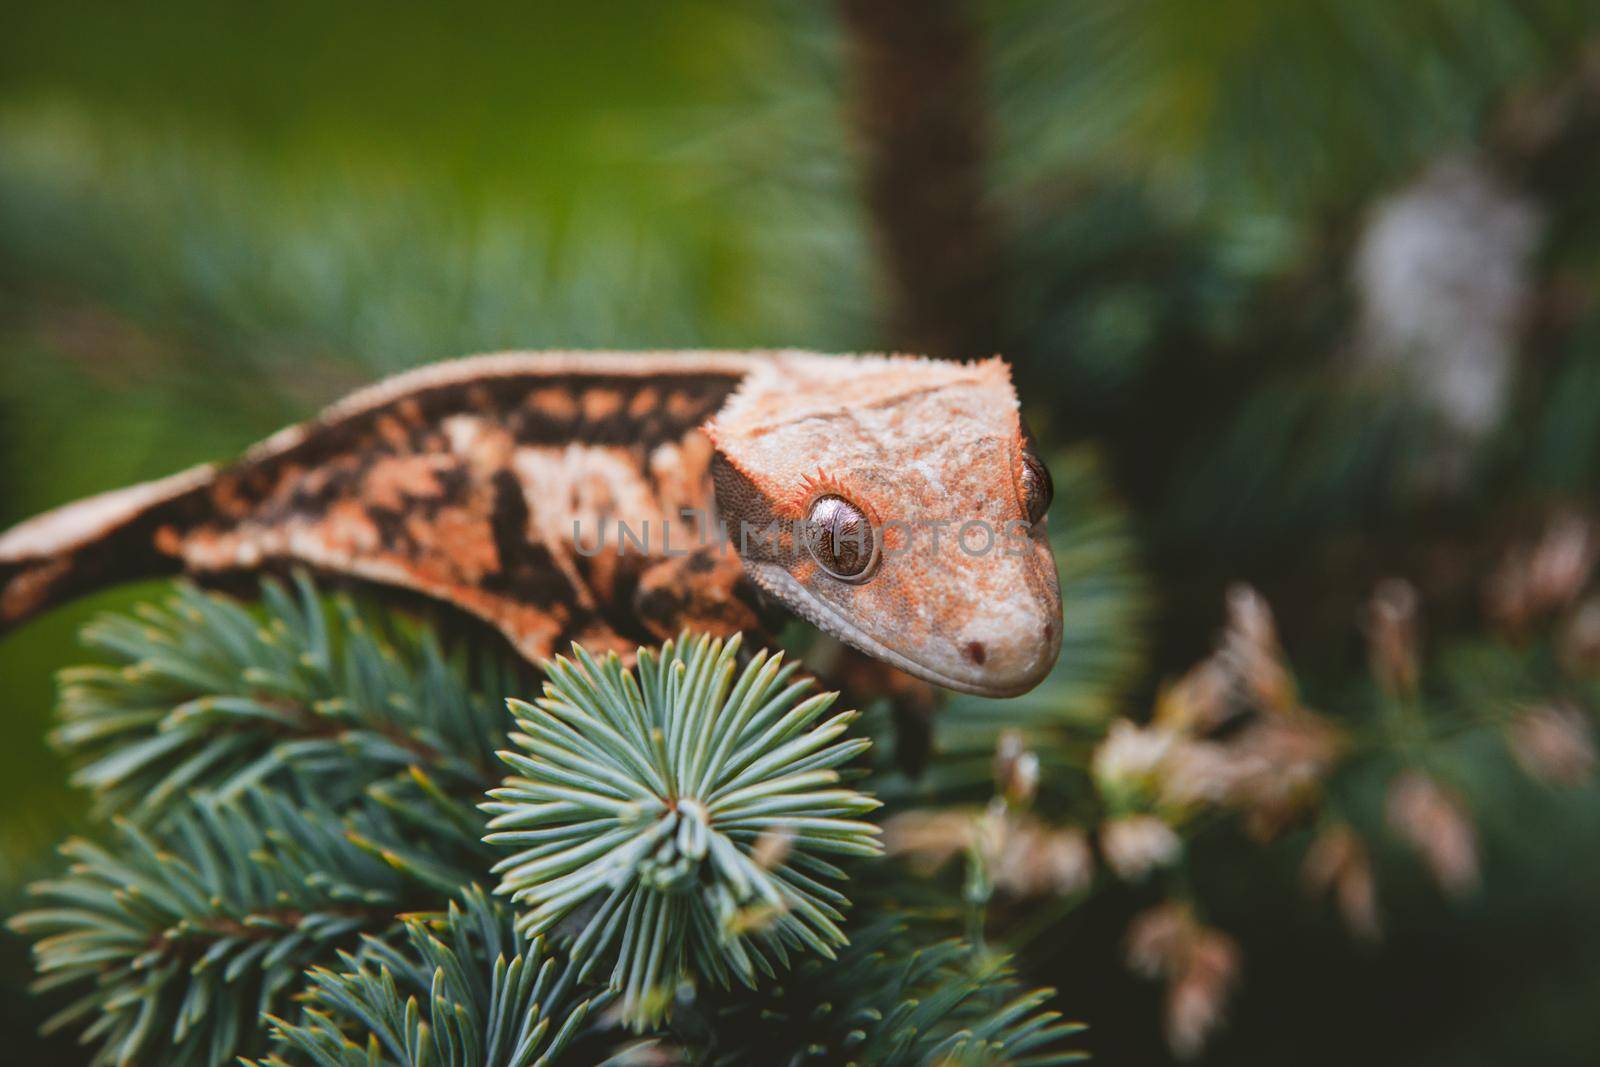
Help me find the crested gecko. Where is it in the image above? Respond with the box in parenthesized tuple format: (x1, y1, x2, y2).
(0, 351, 1062, 696)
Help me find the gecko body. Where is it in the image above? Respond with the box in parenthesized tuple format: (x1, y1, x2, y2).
(0, 351, 1061, 696)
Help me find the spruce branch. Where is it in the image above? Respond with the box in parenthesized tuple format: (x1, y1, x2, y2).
(8, 789, 430, 1067)
(483, 632, 882, 1029)
(251, 886, 610, 1067)
(54, 574, 508, 824)
(681, 920, 1086, 1066)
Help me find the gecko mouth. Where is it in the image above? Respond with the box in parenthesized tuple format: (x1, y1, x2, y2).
(744, 562, 1052, 698)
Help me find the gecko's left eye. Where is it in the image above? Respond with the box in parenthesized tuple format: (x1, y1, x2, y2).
(1019, 438, 1053, 527)
(804, 495, 879, 581)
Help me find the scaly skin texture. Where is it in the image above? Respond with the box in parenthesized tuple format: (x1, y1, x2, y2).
(0, 350, 1061, 696)
(707, 354, 1061, 696)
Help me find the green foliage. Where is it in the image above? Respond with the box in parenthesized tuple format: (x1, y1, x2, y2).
(252, 887, 607, 1067)
(7, 580, 514, 1065)
(813, 937, 1084, 1067)
(991, 0, 1600, 209)
(1156, 378, 1423, 559)
(8, 790, 422, 1067)
(681, 921, 1085, 1066)
(485, 632, 881, 1029)
(0, 6, 864, 384)
(53, 575, 506, 824)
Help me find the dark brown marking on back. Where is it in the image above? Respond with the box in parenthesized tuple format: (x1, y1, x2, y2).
(0, 353, 767, 662)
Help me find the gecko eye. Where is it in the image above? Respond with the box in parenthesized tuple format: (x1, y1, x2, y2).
(804, 495, 878, 581)
(1019, 440, 1053, 526)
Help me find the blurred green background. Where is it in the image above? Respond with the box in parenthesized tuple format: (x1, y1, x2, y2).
(6, 1, 1600, 1063)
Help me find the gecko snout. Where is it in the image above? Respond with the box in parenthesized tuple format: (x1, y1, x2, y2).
(941, 597, 1061, 698)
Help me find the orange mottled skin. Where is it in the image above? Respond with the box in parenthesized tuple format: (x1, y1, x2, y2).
(0, 351, 1061, 696)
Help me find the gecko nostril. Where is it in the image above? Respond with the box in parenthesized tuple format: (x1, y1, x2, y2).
(963, 640, 987, 665)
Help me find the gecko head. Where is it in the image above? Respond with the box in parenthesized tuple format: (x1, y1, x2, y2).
(703, 353, 1062, 697)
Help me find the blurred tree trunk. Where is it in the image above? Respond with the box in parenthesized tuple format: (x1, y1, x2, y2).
(838, 0, 999, 360)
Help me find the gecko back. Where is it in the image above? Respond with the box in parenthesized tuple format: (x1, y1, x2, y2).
(0, 352, 758, 661)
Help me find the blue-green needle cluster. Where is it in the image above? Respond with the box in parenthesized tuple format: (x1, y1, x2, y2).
(484, 632, 883, 1028)
(251, 886, 607, 1067)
